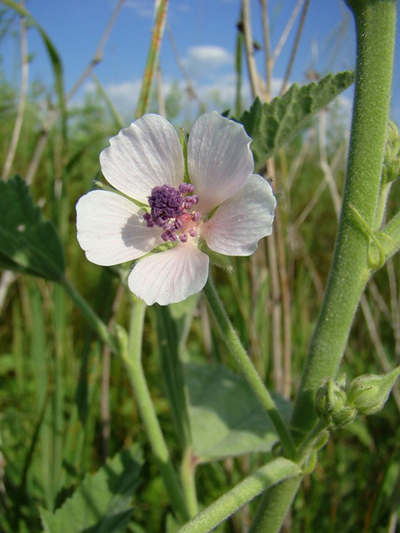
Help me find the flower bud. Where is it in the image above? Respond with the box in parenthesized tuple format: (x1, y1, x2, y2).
(315, 378, 356, 428)
(383, 121, 400, 183)
(331, 406, 358, 429)
(348, 366, 400, 416)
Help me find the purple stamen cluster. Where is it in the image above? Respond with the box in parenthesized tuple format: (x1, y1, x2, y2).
(143, 182, 199, 243)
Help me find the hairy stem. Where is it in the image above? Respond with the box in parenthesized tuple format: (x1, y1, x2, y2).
(203, 277, 296, 459)
(291, 0, 397, 438)
(122, 299, 190, 522)
(253, 0, 397, 529)
(177, 458, 301, 533)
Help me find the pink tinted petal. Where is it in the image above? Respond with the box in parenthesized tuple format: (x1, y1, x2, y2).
(188, 112, 254, 214)
(100, 114, 184, 204)
(76, 190, 163, 266)
(203, 175, 276, 256)
(128, 241, 209, 305)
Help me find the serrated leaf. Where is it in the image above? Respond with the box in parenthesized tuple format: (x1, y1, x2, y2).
(39, 444, 143, 533)
(0, 176, 65, 281)
(240, 71, 355, 169)
(185, 363, 291, 462)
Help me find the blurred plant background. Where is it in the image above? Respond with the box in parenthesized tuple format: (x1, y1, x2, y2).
(0, 1, 399, 532)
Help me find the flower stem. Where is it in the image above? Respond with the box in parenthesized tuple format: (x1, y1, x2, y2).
(203, 277, 296, 459)
(177, 458, 301, 533)
(60, 275, 118, 354)
(290, 0, 397, 440)
(122, 298, 190, 522)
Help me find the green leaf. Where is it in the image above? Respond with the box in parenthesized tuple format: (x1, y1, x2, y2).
(0, 176, 65, 281)
(39, 444, 143, 533)
(240, 71, 355, 170)
(185, 363, 291, 462)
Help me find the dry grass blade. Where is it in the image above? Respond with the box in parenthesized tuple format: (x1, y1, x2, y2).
(318, 110, 341, 217)
(269, 0, 305, 71)
(66, 0, 126, 102)
(241, 0, 262, 99)
(26, 0, 126, 184)
(2, 0, 28, 181)
(259, 0, 272, 98)
(280, 0, 310, 95)
(166, 24, 203, 107)
(135, 0, 169, 118)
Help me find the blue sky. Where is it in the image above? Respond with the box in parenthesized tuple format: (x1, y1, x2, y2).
(2, 0, 399, 124)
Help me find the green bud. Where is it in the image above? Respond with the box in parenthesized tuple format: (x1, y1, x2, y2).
(382, 121, 400, 184)
(313, 429, 330, 451)
(303, 450, 317, 475)
(315, 378, 346, 426)
(348, 366, 400, 416)
(315, 378, 358, 429)
(331, 406, 358, 429)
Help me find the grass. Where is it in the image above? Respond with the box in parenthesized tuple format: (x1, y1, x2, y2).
(0, 2, 399, 532)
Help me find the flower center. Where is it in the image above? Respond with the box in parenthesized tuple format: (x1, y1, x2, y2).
(143, 183, 200, 243)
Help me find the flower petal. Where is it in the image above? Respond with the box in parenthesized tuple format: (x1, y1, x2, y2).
(100, 114, 184, 203)
(202, 175, 276, 256)
(188, 112, 254, 214)
(76, 190, 163, 266)
(128, 241, 209, 305)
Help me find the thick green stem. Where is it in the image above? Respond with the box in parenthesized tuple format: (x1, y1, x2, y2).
(60, 275, 118, 354)
(177, 458, 301, 533)
(203, 277, 296, 459)
(122, 299, 190, 522)
(249, 477, 302, 533)
(290, 0, 397, 439)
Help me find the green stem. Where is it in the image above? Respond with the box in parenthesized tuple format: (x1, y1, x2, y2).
(60, 275, 118, 354)
(180, 447, 199, 518)
(177, 458, 301, 533)
(203, 277, 296, 459)
(122, 299, 190, 522)
(290, 0, 397, 440)
(249, 477, 302, 533)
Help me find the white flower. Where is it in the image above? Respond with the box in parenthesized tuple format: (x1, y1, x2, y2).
(76, 112, 276, 306)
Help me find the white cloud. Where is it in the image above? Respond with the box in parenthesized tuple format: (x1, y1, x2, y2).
(83, 79, 143, 120)
(83, 74, 326, 125)
(177, 2, 190, 12)
(185, 45, 233, 72)
(124, 0, 155, 18)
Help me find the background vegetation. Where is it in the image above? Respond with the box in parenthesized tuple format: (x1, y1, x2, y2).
(0, 1, 399, 532)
